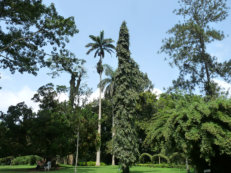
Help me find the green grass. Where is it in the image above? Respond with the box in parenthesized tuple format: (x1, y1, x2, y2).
(0, 165, 187, 173)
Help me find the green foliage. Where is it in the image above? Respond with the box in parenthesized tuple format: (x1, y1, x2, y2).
(136, 163, 185, 169)
(0, 0, 78, 75)
(76, 105, 98, 162)
(169, 152, 186, 165)
(160, 0, 230, 97)
(135, 92, 158, 154)
(99, 64, 116, 98)
(0, 102, 35, 157)
(77, 161, 106, 166)
(113, 21, 143, 173)
(152, 154, 170, 164)
(139, 153, 152, 163)
(139, 153, 170, 164)
(145, 94, 231, 172)
(11, 155, 42, 165)
(47, 52, 86, 107)
(0, 156, 14, 165)
(86, 30, 115, 75)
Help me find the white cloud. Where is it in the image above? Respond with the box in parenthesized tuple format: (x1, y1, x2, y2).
(0, 86, 39, 113)
(0, 73, 11, 81)
(208, 38, 231, 62)
(87, 88, 163, 103)
(88, 88, 100, 103)
(214, 79, 231, 95)
(57, 92, 69, 102)
(151, 88, 162, 97)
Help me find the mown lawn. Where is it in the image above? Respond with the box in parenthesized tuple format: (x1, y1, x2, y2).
(0, 165, 188, 173)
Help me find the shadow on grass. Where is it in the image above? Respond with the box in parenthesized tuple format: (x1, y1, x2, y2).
(0, 168, 35, 172)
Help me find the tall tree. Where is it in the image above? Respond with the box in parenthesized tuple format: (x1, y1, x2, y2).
(0, 0, 78, 75)
(48, 52, 87, 173)
(86, 31, 115, 166)
(160, 0, 229, 97)
(48, 51, 86, 108)
(113, 21, 140, 173)
(31, 83, 73, 163)
(98, 64, 116, 165)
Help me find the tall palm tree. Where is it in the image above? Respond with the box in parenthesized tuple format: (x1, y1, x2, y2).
(98, 64, 116, 165)
(86, 31, 115, 166)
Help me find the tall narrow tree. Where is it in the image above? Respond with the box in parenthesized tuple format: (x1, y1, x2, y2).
(98, 64, 116, 165)
(113, 21, 140, 173)
(86, 31, 115, 166)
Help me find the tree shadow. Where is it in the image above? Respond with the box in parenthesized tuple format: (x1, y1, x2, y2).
(131, 170, 159, 173)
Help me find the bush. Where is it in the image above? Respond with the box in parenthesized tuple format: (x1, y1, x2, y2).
(0, 156, 14, 165)
(78, 161, 87, 166)
(11, 155, 42, 165)
(77, 161, 106, 166)
(136, 163, 186, 169)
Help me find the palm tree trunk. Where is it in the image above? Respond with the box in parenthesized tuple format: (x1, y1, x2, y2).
(74, 130, 79, 173)
(112, 109, 115, 165)
(96, 70, 102, 166)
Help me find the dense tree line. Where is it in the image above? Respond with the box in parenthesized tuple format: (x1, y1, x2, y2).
(1, 1, 231, 173)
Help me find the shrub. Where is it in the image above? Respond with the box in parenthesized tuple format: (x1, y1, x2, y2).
(0, 156, 14, 165)
(136, 163, 186, 169)
(78, 161, 87, 166)
(11, 155, 42, 165)
(86, 161, 106, 166)
(77, 161, 106, 166)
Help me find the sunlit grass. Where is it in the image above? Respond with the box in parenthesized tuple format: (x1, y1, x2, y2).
(0, 165, 188, 173)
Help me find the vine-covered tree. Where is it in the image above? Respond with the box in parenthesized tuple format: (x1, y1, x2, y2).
(113, 21, 142, 173)
(0, 0, 78, 75)
(86, 31, 115, 166)
(160, 0, 230, 97)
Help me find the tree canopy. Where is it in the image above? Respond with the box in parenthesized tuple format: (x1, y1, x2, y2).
(161, 0, 230, 97)
(0, 0, 78, 75)
(145, 93, 231, 172)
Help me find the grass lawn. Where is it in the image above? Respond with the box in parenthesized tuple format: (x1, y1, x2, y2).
(0, 165, 188, 173)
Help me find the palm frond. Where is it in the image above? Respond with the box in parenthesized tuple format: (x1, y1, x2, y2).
(86, 31, 115, 60)
(98, 78, 111, 91)
(86, 47, 97, 55)
(103, 64, 114, 77)
(94, 49, 100, 58)
(89, 35, 98, 42)
(85, 43, 95, 48)
(100, 30, 104, 43)
(103, 38, 114, 45)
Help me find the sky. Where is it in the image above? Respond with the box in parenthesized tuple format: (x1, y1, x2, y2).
(1, 0, 231, 113)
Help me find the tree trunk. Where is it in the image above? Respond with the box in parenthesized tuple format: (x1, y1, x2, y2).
(74, 131, 79, 173)
(159, 156, 161, 164)
(122, 165, 129, 173)
(186, 157, 189, 173)
(96, 71, 102, 166)
(112, 103, 115, 166)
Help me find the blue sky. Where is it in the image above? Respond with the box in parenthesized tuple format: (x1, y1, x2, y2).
(1, 0, 231, 112)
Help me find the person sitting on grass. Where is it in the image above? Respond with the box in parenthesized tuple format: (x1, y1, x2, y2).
(36, 159, 45, 170)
